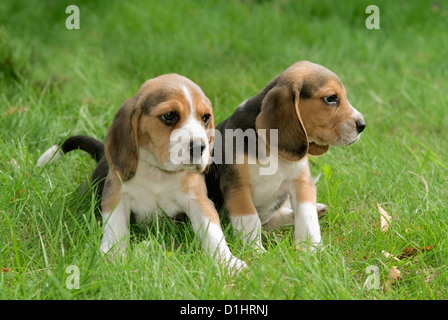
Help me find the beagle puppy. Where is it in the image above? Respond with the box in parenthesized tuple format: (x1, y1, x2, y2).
(37, 74, 245, 270)
(206, 61, 365, 252)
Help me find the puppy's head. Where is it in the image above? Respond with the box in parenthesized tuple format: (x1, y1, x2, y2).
(256, 60, 365, 160)
(105, 74, 214, 181)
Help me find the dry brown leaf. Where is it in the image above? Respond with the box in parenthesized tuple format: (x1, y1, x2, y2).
(5, 106, 27, 116)
(381, 250, 400, 262)
(377, 203, 392, 232)
(398, 246, 434, 259)
(405, 226, 421, 233)
(385, 266, 401, 289)
(2, 267, 11, 273)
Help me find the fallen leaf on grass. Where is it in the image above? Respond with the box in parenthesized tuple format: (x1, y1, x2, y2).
(405, 226, 421, 233)
(10, 189, 24, 202)
(5, 106, 28, 116)
(377, 203, 392, 232)
(381, 250, 400, 262)
(385, 266, 401, 289)
(398, 246, 434, 259)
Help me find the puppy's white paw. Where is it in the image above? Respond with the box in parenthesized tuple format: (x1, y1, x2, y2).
(253, 243, 267, 254)
(295, 241, 322, 254)
(316, 203, 328, 218)
(225, 256, 248, 274)
(100, 238, 127, 257)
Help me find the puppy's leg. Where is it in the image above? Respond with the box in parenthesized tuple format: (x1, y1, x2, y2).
(263, 197, 328, 231)
(290, 163, 322, 251)
(225, 186, 265, 252)
(262, 197, 294, 231)
(316, 203, 328, 218)
(187, 195, 246, 271)
(100, 198, 130, 254)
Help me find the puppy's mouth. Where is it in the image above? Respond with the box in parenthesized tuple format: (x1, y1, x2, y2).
(347, 135, 361, 146)
(308, 141, 329, 155)
(164, 161, 207, 173)
(183, 163, 206, 172)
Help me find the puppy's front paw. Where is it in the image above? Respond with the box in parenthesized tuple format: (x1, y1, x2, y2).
(228, 256, 248, 272)
(316, 203, 328, 218)
(100, 238, 127, 257)
(218, 253, 248, 274)
(294, 240, 322, 254)
(253, 243, 267, 254)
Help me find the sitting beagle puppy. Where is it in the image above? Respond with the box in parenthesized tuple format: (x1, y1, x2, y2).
(206, 61, 365, 252)
(37, 74, 245, 270)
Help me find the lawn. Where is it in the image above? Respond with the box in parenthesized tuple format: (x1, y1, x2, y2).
(1, 0, 447, 301)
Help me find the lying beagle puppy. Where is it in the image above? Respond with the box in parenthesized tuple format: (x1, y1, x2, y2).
(37, 74, 245, 270)
(206, 61, 365, 252)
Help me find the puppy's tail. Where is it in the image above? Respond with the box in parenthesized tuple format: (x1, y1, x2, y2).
(37, 135, 104, 167)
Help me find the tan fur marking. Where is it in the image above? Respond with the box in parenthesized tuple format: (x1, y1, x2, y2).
(292, 164, 316, 204)
(101, 175, 122, 213)
(224, 163, 257, 216)
(137, 103, 184, 166)
(298, 78, 354, 147)
(181, 173, 220, 226)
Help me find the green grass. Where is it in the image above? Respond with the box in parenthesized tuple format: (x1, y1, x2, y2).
(1, 0, 447, 300)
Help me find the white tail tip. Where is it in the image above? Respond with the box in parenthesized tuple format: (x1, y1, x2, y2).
(36, 145, 63, 167)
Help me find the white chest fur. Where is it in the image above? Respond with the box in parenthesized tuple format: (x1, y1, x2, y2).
(248, 156, 308, 220)
(121, 161, 189, 223)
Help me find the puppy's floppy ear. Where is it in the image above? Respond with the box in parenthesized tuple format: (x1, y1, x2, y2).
(308, 142, 329, 156)
(104, 95, 142, 182)
(255, 85, 308, 161)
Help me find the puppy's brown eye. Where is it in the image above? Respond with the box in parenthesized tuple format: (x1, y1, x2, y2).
(323, 95, 339, 105)
(160, 111, 179, 125)
(202, 113, 211, 126)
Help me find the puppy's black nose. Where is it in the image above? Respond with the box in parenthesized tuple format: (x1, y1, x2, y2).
(356, 120, 366, 133)
(190, 140, 206, 157)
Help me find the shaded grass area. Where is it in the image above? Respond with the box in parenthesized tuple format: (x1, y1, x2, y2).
(1, 0, 447, 299)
